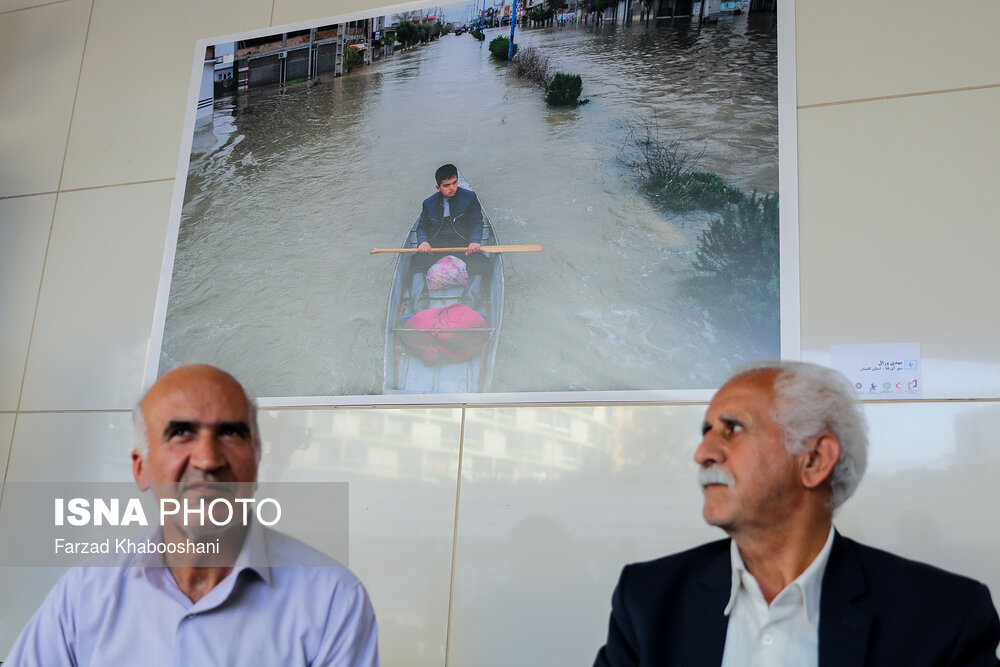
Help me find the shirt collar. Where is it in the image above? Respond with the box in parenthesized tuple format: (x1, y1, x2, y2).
(723, 525, 836, 632)
(235, 519, 272, 585)
(135, 520, 272, 586)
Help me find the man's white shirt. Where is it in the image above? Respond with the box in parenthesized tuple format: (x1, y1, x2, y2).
(720, 526, 835, 667)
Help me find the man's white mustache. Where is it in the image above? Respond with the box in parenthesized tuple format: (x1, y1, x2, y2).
(697, 466, 734, 487)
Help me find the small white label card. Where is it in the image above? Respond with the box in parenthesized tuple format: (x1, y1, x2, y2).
(830, 342, 921, 398)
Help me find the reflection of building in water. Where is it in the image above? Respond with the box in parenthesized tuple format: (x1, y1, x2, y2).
(609, 405, 695, 479)
(462, 407, 614, 482)
(266, 407, 617, 483)
(230, 18, 388, 91)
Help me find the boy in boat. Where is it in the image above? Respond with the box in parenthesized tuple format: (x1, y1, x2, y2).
(410, 164, 489, 311)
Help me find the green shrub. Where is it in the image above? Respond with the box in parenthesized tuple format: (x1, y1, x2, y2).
(689, 192, 779, 333)
(471, 28, 485, 40)
(621, 122, 746, 213)
(645, 171, 747, 213)
(619, 120, 777, 342)
(489, 36, 517, 60)
(545, 72, 583, 106)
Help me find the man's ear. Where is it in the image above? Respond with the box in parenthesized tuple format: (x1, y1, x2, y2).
(132, 450, 151, 492)
(800, 434, 841, 490)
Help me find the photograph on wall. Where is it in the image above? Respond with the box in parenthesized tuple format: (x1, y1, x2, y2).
(151, 0, 788, 403)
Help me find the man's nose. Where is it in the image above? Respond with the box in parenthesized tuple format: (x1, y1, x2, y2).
(191, 430, 226, 471)
(694, 431, 719, 467)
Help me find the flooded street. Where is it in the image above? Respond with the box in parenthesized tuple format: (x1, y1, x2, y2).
(162, 14, 778, 397)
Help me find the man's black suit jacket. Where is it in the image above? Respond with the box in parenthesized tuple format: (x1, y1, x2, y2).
(594, 532, 1000, 666)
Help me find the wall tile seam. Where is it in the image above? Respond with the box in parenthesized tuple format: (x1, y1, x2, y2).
(12, 409, 131, 415)
(798, 82, 1000, 110)
(2, 412, 17, 504)
(0, 191, 57, 201)
(12, 397, 1000, 414)
(0, 178, 176, 202)
(14, 0, 93, 415)
(443, 405, 467, 667)
(0, 0, 72, 17)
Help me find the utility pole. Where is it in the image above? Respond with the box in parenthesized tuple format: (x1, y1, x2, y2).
(507, 0, 517, 60)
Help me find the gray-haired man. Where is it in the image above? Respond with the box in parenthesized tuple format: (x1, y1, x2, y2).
(594, 361, 1000, 666)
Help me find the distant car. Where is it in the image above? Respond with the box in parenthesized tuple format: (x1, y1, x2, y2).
(454, 26, 466, 34)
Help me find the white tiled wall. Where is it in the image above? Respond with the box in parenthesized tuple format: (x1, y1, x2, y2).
(18, 183, 172, 411)
(448, 405, 718, 666)
(258, 408, 463, 667)
(0, 196, 53, 410)
(0, 410, 133, 652)
(797, 87, 1000, 396)
(794, 0, 1000, 105)
(1, 0, 999, 663)
(0, 413, 14, 482)
(5, 411, 134, 483)
(0, 0, 89, 197)
(271, 0, 377, 26)
(59, 0, 274, 190)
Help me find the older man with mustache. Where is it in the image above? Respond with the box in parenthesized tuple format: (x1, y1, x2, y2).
(594, 361, 999, 667)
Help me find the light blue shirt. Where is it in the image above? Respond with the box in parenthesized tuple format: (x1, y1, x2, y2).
(5, 525, 379, 666)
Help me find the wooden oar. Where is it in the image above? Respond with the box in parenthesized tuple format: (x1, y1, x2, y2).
(371, 244, 542, 254)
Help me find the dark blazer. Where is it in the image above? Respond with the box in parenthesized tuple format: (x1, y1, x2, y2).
(415, 187, 484, 245)
(593, 532, 1000, 666)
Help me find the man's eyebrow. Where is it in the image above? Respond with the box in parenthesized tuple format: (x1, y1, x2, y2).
(718, 414, 745, 428)
(217, 421, 251, 436)
(163, 420, 197, 437)
(701, 414, 745, 435)
(162, 420, 250, 437)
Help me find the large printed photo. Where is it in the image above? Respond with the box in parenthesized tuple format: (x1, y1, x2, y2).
(152, 0, 787, 402)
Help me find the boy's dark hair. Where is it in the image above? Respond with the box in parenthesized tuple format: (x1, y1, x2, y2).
(435, 164, 458, 185)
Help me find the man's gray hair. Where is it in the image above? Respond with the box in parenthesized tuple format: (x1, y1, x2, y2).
(734, 361, 868, 510)
(130, 395, 262, 460)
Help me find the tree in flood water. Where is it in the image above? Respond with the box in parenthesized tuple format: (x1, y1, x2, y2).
(621, 121, 779, 345)
(637, 0, 656, 24)
(396, 20, 420, 46)
(509, 46, 552, 89)
(690, 192, 779, 337)
(584, 0, 618, 23)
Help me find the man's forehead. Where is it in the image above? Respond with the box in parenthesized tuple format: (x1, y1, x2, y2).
(706, 372, 777, 418)
(143, 366, 249, 421)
